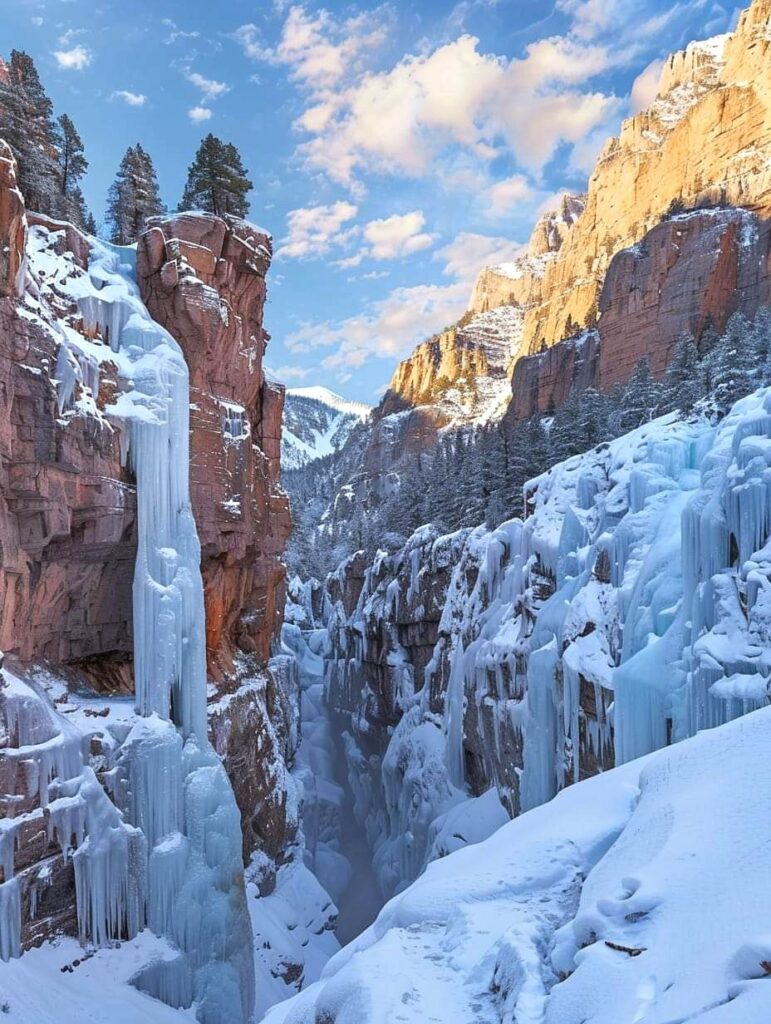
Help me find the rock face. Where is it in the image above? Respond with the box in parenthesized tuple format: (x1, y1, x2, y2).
(137, 214, 291, 680)
(510, 207, 771, 417)
(0, 169, 136, 688)
(491, 1, 770, 363)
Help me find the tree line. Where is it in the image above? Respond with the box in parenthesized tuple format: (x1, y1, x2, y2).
(284, 307, 771, 580)
(0, 50, 253, 243)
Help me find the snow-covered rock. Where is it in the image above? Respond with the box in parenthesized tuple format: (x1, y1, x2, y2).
(281, 387, 371, 470)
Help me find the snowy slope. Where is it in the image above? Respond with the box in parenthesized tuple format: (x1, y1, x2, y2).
(262, 706, 771, 1024)
(281, 387, 371, 470)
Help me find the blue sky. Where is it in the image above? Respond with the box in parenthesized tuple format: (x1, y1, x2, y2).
(5, 0, 739, 401)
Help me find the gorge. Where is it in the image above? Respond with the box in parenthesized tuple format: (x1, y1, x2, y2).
(1, 1, 771, 1022)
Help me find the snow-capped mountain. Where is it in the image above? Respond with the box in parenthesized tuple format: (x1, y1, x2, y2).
(281, 386, 371, 470)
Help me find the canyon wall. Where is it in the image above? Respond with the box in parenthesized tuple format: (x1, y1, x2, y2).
(0, 143, 297, 955)
(379, 0, 770, 428)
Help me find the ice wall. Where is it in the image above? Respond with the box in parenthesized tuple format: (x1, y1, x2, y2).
(321, 385, 771, 895)
(3, 230, 256, 1023)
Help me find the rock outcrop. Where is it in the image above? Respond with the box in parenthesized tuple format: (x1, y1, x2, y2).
(137, 213, 291, 681)
(478, 0, 771, 363)
(510, 207, 771, 417)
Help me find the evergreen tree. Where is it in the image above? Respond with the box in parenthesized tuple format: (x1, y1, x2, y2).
(706, 312, 755, 412)
(107, 144, 164, 244)
(661, 332, 703, 414)
(610, 358, 663, 435)
(0, 50, 62, 214)
(56, 113, 91, 227)
(180, 135, 252, 218)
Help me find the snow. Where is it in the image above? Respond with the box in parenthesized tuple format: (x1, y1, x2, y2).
(261, 706, 771, 1024)
(0, 932, 197, 1023)
(281, 388, 371, 470)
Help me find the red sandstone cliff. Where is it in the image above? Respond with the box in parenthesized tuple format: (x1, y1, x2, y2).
(0, 142, 297, 942)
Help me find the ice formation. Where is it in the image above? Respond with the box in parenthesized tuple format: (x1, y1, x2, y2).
(2, 229, 255, 1024)
(320, 384, 771, 899)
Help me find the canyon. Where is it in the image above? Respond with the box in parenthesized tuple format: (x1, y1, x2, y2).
(1, 1, 771, 1022)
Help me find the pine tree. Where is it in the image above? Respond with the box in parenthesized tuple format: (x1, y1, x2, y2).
(56, 113, 91, 227)
(180, 134, 252, 218)
(107, 144, 164, 245)
(661, 332, 703, 414)
(610, 358, 663, 435)
(0, 50, 62, 214)
(706, 312, 755, 412)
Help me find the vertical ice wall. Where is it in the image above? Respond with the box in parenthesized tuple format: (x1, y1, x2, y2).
(320, 383, 771, 892)
(61, 239, 255, 1024)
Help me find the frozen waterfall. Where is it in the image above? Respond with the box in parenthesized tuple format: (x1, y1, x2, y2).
(60, 239, 255, 1024)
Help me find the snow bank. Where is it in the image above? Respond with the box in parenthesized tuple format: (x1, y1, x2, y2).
(261, 706, 771, 1024)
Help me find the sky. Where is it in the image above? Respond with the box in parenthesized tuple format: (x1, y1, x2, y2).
(4, 0, 740, 402)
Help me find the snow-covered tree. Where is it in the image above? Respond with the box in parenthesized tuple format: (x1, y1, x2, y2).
(661, 332, 703, 414)
(610, 358, 663, 435)
(106, 144, 164, 245)
(180, 135, 252, 218)
(706, 312, 755, 413)
(0, 50, 63, 215)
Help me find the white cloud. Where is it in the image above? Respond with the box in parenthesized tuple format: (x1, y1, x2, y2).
(435, 232, 524, 283)
(31, 17, 43, 27)
(184, 70, 230, 100)
(630, 57, 664, 114)
(290, 29, 628, 189)
(230, 24, 273, 62)
(111, 90, 147, 107)
(163, 19, 201, 45)
(285, 279, 469, 372)
(360, 211, 435, 261)
(53, 45, 92, 70)
(277, 201, 358, 259)
(188, 106, 213, 123)
(234, 6, 390, 90)
(484, 174, 534, 218)
(271, 364, 313, 381)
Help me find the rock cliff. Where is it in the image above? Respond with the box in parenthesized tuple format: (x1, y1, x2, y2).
(0, 144, 297, 952)
(475, 0, 771, 360)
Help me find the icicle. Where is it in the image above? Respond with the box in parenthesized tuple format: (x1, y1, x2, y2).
(445, 640, 466, 789)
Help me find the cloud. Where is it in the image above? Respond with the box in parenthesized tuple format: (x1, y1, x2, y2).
(285, 279, 469, 373)
(184, 70, 230, 100)
(630, 57, 664, 114)
(234, 6, 390, 90)
(54, 45, 92, 70)
(188, 106, 213, 123)
(277, 201, 358, 259)
(271, 364, 313, 381)
(163, 18, 201, 45)
(111, 90, 147, 107)
(290, 28, 628, 189)
(435, 232, 525, 283)
(31, 16, 43, 27)
(230, 24, 273, 62)
(484, 174, 534, 218)
(361, 211, 435, 261)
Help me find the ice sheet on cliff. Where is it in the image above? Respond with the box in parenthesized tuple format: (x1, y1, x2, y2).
(2, 226, 255, 1024)
(261, 706, 771, 1024)
(322, 385, 771, 902)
